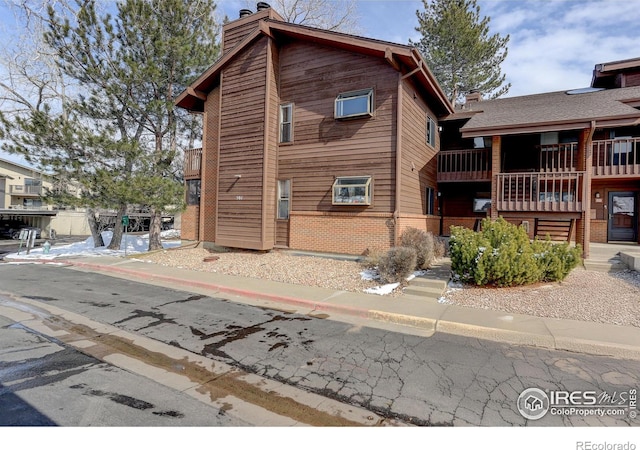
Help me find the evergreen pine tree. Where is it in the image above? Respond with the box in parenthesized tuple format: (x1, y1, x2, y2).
(412, 0, 510, 103)
(1, 0, 219, 250)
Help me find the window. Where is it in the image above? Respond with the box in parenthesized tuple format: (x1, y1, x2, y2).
(277, 179, 290, 219)
(186, 179, 201, 205)
(335, 89, 373, 119)
(280, 103, 293, 143)
(332, 176, 372, 205)
(473, 137, 492, 148)
(426, 187, 435, 215)
(426, 116, 436, 147)
(23, 198, 42, 208)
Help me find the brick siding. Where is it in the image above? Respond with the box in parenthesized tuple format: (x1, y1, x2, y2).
(590, 220, 608, 243)
(181, 205, 200, 241)
(289, 212, 394, 255)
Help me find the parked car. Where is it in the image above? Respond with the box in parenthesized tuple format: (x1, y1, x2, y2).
(0, 220, 42, 240)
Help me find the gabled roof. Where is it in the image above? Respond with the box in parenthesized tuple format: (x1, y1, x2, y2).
(449, 85, 640, 138)
(176, 18, 454, 115)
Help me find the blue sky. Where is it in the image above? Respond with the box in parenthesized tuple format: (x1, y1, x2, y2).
(1, 0, 639, 166)
(217, 0, 639, 97)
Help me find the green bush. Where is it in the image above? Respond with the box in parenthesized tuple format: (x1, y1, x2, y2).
(378, 246, 417, 283)
(399, 227, 436, 269)
(449, 217, 581, 287)
(531, 239, 582, 282)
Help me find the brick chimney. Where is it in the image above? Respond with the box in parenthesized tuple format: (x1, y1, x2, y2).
(465, 90, 483, 104)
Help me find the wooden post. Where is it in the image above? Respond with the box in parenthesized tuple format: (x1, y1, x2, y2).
(576, 125, 594, 258)
(490, 135, 501, 220)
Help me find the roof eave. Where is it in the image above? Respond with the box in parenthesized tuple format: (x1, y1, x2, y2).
(461, 114, 640, 138)
(176, 28, 265, 112)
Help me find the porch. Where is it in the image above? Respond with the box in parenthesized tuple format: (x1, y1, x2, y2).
(583, 242, 640, 272)
(496, 172, 584, 212)
(184, 147, 202, 180)
(438, 137, 640, 184)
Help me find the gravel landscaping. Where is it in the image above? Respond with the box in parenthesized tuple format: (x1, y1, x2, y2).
(142, 246, 640, 328)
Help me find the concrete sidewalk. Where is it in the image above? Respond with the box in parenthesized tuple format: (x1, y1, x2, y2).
(31, 254, 639, 362)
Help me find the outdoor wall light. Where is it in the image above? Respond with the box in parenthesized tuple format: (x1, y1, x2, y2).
(595, 192, 601, 199)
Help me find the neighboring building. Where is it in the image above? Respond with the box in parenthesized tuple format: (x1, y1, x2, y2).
(0, 157, 89, 238)
(177, 4, 453, 254)
(439, 57, 640, 257)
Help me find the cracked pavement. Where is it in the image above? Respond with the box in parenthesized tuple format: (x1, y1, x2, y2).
(1, 264, 638, 426)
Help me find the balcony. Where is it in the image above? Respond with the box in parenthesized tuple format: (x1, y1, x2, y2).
(184, 147, 202, 180)
(592, 137, 640, 177)
(538, 143, 578, 172)
(496, 172, 584, 212)
(437, 148, 491, 182)
(9, 184, 42, 196)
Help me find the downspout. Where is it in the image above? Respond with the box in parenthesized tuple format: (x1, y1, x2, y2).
(394, 72, 403, 246)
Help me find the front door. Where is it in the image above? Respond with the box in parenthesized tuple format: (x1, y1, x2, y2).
(608, 192, 637, 242)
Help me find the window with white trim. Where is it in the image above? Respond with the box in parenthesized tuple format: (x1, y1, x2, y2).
(426, 115, 436, 147)
(277, 179, 290, 219)
(335, 89, 373, 119)
(332, 176, 372, 205)
(280, 103, 293, 143)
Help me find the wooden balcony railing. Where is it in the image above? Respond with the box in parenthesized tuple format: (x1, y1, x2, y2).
(592, 138, 640, 177)
(496, 172, 584, 212)
(184, 147, 202, 180)
(538, 143, 578, 172)
(437, 148, 491, 182)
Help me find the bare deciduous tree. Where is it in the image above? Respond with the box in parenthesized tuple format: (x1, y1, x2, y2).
(243, 0, 361, 33)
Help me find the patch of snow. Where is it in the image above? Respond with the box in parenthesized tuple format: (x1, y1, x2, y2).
(406, 270, 428, 282)
(360, 268, 380, 281)
(438, 297, 451, 304)
(365, 282, 400, 295)
(4, 230, 182, 261)
(448, 280, 464, 290)
(362, 269, 433, 295)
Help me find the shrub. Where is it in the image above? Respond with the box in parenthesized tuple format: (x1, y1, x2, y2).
(449, 217, 581, 287)
(434, 236, 447, 258)
(360, 246, 386, 270)
(378, 246, 417, 283)
(531, 239, 582, 282)
(399, 227, 436, 269)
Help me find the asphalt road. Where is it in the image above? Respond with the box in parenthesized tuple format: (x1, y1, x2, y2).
(0, 313, 245, 426)
(0, 263, 638, 427)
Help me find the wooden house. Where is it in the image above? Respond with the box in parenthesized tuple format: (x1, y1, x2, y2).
(439, 57, 640, 256)
(176, 4, 453, 254)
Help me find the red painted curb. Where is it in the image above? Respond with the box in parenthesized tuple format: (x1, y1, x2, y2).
(59, 259, 371, 319)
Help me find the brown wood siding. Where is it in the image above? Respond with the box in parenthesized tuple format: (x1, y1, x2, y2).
(216, 37, 268, 249)
(261, 38, 279, 249)
(276, 220, 289, 246)
(590, 179, 640, 222)
(222, 20, 260, 54)
(277, 41, 397, 213)
(624, 72, 640, 87)
(200, 87, 220, 243)
(399, 79, 439, 215)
